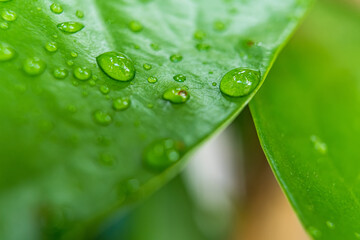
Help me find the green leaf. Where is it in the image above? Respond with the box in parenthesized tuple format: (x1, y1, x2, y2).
(250, 1, 360, 239)
(0, 0, 310, 239)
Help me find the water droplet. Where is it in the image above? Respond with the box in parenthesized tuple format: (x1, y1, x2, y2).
(196, 43, 211, 51)
(50, 3, 63, 14)
(57, 22, 84, 33)
(0, 42, 15, 61)
(76, 10, 84, 18)
(0, 21, 9, 30)
(308, 226, 321, 238)
(128, 20, 143, 32)
(1, 9, 17, 22)
(70, 51, 78, 58)
(23, 57, 46, 76)
(113, 97, 131, 111)
(53, 67, 68, 79)
(99, 85, 110, 95)
(170, 54, 183, 63)
(45, 41, 58, 52)
(143, 139, 183, 171)
(326, 221, 334, 229)
(93, 110, 112, 126)
(173, 74, 186, 82)
(220, 68, 260, 97)
(73, 67, 92, 81)
(194, 30, 206, 41)
(98, 153, 115, 166)
(150, 43, 160, 51)
(212, 82, 217, 86)
(143, 63, 152, 70)
(147, 76, 157, 83)
(66, 60, 74, 66)
(96, 51, 135, 82)
(163, 87, 189, 104)
(88, 79, 96, 86)
(213, 20, 226, 31)
(310, 135, 328, 154)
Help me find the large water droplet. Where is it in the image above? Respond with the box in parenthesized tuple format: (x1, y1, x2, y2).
(163, 87, 189, 104)
(113, 97, 131, 111)
(220, 68, 260, 97)
(23, 57, 46, 76)
(0, 42, 15, 61)
(57, 22, 84, 33)
(143, 139, 183, 171)
(73, 67, 92, 81)
(53, 67, 68, 79)
(128, 20, 143, 32)
(50, 3, 63, 14)
(170, 54, 183, 63)
(173, 74, 186, 82)
(96, 51, 135, 82)
(45, 41, 58, 52)
(1, 9, 17, 22)
(93, 110, 112, 126)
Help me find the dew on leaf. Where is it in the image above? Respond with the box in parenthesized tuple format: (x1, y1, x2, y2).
(196, 43, 211, 51)
(66, 60, 74, 66)
(310, 135, 328, 154)
(170, 54, 183, 63)
(96, 51, 135, 82)
(93, 110, 112, 126)
(220, 68, 260, 97)
(88, 79, 96, 86)
(57, 22, 84, 33)
(23, 57, 46, 76)
(143, 63, 152, 70)
(326, 221, 335, 229)
(1, 9, 17, 22)
(70, 51, 78, 58)
(45, 41, 58, 52)
(53, 67, 68, 79)
(163, 87, 189, 104)
(0, 42, 15, 61)
(150, 43, 160, 51)
(213, 20, 226, 31)
(173, 74, 186, 82)
(308, 226, 321, 238)
(99, 85, 110, 95)
(143, 139, 183, 171)
(0, 21, 9, 30)
(194, 30, 206, 41)
(113, 97, 131, 111)
(76, 10, 84, 18)
(212, 82, 217, 86)
(73, 67, 92, 81)
(128, 20, 143, 32)
(147, 76, 157, 83)
(50, 3, 63, 14)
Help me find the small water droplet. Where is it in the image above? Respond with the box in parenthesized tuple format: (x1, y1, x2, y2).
(45, 41, 58, 52)
(163, 87, 189, 104)
(308, 226, 321, 238)
(128, 20, 143, 32)
(53, 67, 68, 79)
(0, 42, 15, 61)
(113, 97, 131, 111)
(213, 20, 226, 31)
(96, 51, 135, 82)
(147, 76, 157, 83)
(170, 54, 183, 63)
(70, 51, 78, 58)
(50, 3, 63, 14)
(76, 10, 84, 18)
(66, 104, 77, 113)
(194, 30, 206, 41)
(212, 82, 217, 86)
(0, 21, 9, 30)
(220, 68, 260, 97)
(173, 74, 186, 82)
(57, 22, 84, 33)
(23, 57, 46, 76)
(326, 221, 334, 229)
(93, 110, 112, 126)
(99, 85, 110, 95)
(98, 153, 115, 166)
(147, 103, 154, 108)
(150, 43, 160, 51)
(73, 67, 92, 81)
(143, 63, 152, 70)
(310, 135, 328, 154)
(66, 60, 74, 66)
(88, 79, 96, 86)
(1, 9, 17, 22)
(143, 139, 183, 171)
(196, 43, 211, 51)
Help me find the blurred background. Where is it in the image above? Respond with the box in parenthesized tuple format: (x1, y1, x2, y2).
(93, 0, 358, 239)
